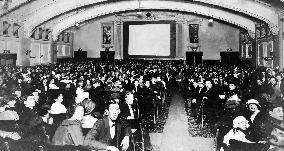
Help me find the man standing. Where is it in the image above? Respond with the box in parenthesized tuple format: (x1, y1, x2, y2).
(84, 100, 131, 151)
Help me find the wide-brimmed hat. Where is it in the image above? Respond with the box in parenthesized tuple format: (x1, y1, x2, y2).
(246, 99, 260, 107)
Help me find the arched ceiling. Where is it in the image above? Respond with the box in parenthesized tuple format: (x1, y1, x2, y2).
(0, 0, 281, 39)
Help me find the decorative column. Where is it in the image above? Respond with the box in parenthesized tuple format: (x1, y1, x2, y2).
(114, 21, 123, 59)
(176, 21, 183, 58)
(180, 21, 187, 59)
(279, 14, 284, 71)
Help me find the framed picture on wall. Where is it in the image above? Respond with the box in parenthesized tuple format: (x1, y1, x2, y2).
(189, 24, 199, 43)
(260, 26, 266, 38)
(101, 22, 113, 48)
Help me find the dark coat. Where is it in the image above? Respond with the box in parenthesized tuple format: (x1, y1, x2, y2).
(84, 117, 131, 150)
(52, 119, 84, 146)
(119, 102, 138, 120)
(246, 111, 268, 142)
(200, 86, 220, 108)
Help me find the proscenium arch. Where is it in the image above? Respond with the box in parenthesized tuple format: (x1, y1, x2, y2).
(49, 1, 257, 40)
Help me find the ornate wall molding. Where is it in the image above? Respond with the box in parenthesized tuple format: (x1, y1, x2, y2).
(49, 1, 257, 40)
(0, 0, 31, 16)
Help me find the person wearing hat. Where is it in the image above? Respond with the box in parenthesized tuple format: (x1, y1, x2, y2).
(245, 99, 267, 143)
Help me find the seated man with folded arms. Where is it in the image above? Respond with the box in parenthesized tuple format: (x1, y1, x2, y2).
(84, 100, 131, 151)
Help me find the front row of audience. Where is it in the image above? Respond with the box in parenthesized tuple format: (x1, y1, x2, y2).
(219, 99, 284, 151)
(0, 89, 141, 151)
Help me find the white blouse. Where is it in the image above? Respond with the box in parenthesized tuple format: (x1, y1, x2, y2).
(223, 129, 252, 146)
(50, 102, 67, 114)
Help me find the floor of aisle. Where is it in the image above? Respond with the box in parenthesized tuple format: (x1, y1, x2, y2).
(151, 90, 214, 151)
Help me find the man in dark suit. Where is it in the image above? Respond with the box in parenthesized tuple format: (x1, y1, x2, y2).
(120, 91, 137, 120)
(84, 100, 131, 151)
(200, 79, 220, 124)
(89, 80, 105, 116)
(119, 91, 155, 151)
(276, 74, 284, 98)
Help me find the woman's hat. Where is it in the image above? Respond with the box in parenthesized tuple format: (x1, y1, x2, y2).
(246, 99, 260, 107)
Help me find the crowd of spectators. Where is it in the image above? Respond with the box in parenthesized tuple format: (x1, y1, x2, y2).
(182, 64, 284, 151)
(0, 59, 176, 151)
(1, 58, 284, 151)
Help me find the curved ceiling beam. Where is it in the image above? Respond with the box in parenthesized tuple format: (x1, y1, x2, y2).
(0, 0, 31, 16)
(193, 0, 278, 33)
(24, 0, 108, 34)
(50, 1, 256, 40)
(24, 0, 278, 38)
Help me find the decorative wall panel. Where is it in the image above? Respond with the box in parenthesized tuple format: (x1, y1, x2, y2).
(30, 43, 40, 65)
(0, 41, 5, 52)
(57, 45, 63, 56)
(65, 45, 70, 56)
(41, 43, 50, 64)
(7, 41, 20, 54)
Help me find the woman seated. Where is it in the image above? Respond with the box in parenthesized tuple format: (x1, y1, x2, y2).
(0, 95, 19, 121)
(49, 78, 59, 90)
(21, 106, 56, 143)
(51, 105, 84, 146)
(0, 95, 21, 140)
(49, 92, 67, 126)
(245, 99, 267, 143)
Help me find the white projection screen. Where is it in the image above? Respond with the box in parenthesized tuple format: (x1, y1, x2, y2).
(128, 24, 170, 56)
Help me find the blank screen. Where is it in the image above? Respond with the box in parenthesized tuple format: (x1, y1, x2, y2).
(128, 24, 170, 56)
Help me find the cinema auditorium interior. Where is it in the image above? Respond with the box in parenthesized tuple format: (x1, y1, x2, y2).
(1, 0, 284, 151)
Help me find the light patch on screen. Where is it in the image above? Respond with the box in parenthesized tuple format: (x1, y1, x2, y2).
(128, 24, 170, 56)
